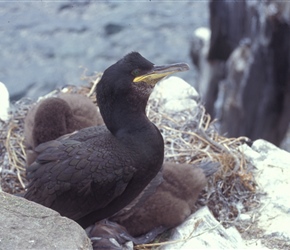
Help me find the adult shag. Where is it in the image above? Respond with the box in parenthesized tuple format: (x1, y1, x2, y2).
(24, 52, 189, 228)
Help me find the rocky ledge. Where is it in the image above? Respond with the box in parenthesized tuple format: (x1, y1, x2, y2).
(0, 77, 289, 249)
(0, 192, 92, 250)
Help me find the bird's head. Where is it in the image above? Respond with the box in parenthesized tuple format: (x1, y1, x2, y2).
(97, 52, 189, 133)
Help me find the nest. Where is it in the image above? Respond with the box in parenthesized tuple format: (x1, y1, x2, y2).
(147, 93, 258, 230)
(0, 74, 259, 246)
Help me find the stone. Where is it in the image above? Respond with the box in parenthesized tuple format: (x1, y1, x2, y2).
(240, 140, 290, 245)
(162, 206, 246, 249)
(0, 82, 9, 121)
(0, 192, 92, 250)
(190, 27, 225, 116)
(191, 0, 290, 146)
(0, 2, 207, 100)
(151, 76, 199, 113)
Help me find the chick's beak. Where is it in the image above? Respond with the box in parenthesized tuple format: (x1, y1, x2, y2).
(133, 63, 190, 86)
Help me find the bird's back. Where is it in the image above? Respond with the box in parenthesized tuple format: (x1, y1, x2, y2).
(25, 124, 163, 227)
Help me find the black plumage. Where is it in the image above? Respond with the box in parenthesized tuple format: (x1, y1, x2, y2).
(24, 52, 189, 228)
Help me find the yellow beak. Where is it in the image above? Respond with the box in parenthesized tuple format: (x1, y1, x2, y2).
(133, 63, 190, 86)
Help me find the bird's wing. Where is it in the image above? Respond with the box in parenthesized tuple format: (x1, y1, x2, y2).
(25, 126, 136, 221)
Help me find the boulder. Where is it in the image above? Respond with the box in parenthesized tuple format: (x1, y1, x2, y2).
(151, 76, 199, 114)
(240, 140, 290, 248)
(0, 192, 92, 250)
(162, 206, 246, 249)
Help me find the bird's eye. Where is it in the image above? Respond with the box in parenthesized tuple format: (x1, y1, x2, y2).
(131, 69, 141, 76)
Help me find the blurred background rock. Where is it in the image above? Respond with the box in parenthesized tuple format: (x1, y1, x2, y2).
(1, 0, 290, 150)
(0, 1, 208, 101)
(190, 1, 290, 149)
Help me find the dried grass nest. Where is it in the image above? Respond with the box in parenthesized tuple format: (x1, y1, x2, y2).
(0, 74, 259, 245)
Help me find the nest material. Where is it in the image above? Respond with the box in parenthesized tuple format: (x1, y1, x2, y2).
(147, 95, 257, 227)
(0, 74, 258, 246)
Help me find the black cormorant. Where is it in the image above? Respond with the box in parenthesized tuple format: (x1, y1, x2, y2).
(24, 52, 189, 229)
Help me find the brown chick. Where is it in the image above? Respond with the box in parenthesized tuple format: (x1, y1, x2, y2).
(111, 161, 218, 237)
(24, 93, 103, 165)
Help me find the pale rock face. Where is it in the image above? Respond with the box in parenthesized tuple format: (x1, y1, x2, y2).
(162, 206, 246, 249)
(0, 82, 10, 121)
(241, 140, 290, 241)
(151, 76, 199, 113)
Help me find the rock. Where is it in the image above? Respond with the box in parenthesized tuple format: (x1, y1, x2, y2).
(104, 23, 124, 36)
(0, 2, 208, 101)
(190, 27, 211, 70)
(191, 0, 290, 146)
(162, 206, 246, 249)
(214, 42, 252, 136)
(240, 140, 290, 248)
(151, 76, 199, 113)
(0, 192, 92, 250)
(0, 82, 10, 121)
(190, 27, 225, 116)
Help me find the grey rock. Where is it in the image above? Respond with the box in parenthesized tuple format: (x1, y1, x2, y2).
(190, 27, 225, 116)
(104, 23, 124, 36)
(0, 2, 209, 101)
(192, 0, 290, 146)
(0, 192, 92, 250)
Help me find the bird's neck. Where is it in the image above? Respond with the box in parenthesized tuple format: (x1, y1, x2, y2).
(110, 112, 151, 137)
(102, 102, 164, 165)
(101, 97, 149, 136)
